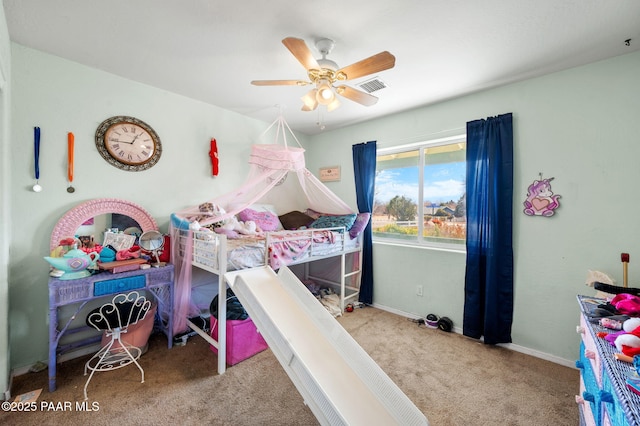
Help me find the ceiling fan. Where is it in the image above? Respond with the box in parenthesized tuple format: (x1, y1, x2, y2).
(251, 37, 396, 112)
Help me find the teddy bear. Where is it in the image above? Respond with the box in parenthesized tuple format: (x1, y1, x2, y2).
(216, 215, 261, 237)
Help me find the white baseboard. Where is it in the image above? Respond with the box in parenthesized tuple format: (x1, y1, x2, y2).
(9, 343, 102, 390)
(370, 303, 575, 368)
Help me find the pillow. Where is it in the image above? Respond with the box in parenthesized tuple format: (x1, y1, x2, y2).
(278, 211, 315, 230)
(305, 208, 324, 220)
(239, 208, 282, 231)
(349, 212, 371, 239)
(309, 214, 357, 231)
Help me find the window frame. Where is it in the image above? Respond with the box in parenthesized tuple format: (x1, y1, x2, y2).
(374, 134, 467, 252)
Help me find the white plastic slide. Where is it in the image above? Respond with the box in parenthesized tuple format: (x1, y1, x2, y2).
(225, 266, 429, 426)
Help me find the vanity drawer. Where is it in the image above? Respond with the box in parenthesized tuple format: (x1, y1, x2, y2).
(51, 280, 92, 304)
(93, 274, 146, 296)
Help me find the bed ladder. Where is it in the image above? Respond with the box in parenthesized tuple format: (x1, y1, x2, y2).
(303, 248, 363, 312)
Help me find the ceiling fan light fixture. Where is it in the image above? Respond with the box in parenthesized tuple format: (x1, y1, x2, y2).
(301, 89, 319, 111)
(316, 79, 335, 105)
(253, 37, 396, 113)
(327, 97, 341, 112)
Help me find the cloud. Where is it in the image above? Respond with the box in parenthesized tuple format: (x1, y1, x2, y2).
(375, 170, 464, 204)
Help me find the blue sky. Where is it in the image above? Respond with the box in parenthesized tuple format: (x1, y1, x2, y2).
(375, 163, 466, 204)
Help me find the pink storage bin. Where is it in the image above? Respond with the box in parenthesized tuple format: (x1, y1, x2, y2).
(210, 316, 268, 365)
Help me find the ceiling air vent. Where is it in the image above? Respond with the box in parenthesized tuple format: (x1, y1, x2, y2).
(357, 77, 387, 94)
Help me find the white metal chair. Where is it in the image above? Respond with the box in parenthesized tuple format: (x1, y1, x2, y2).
(83, 291, 152, 400)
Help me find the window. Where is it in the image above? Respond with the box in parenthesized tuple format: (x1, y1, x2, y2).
(373, 135, 466, 249)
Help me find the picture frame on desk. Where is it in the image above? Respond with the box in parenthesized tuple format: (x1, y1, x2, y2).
(103, 232, 135, 251)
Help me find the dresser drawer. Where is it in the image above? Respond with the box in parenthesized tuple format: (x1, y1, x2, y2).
(578, 342, 602, 423)
(578, 373, 597, 426)
(578, 295, 640, 426)
(601, 370, 632, 426)
(580, 313, 603, 386)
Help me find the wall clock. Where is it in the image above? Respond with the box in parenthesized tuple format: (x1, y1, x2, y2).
(95, 116, 162, 171)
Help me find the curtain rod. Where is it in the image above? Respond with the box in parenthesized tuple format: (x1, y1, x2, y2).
(376, 127, 466, 151)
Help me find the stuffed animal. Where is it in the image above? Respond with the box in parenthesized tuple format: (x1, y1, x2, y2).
(195, 202, 227, 227)
(603, 317, 640, 356)
(218, 215, 261, 236)
(116, 245, 141, 261)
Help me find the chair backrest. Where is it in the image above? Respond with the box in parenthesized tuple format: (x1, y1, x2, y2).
(87, 291, 152, 331)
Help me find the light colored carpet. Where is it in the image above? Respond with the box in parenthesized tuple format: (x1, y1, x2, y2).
(3, 306, 578, 425)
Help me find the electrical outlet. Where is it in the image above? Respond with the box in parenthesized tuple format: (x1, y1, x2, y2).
(416, 285, 423, 296)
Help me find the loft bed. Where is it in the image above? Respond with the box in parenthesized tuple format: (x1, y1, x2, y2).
(172, 215, 364, 374)
(170, 117, 369, 374)
(185, 224, 363, 308)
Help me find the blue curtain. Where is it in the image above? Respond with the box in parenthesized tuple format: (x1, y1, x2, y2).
(352, 141, 376, 304)
(463, 113, 514, 344)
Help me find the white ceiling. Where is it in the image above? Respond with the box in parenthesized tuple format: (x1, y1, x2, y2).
(4, 0, 640, 135)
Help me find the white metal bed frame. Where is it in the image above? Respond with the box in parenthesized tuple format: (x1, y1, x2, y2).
(176, 226, 363, 374)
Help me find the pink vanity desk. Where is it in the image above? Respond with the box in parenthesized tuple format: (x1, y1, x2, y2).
(48, 266, 173, 392)
(46, 198, 173, 392)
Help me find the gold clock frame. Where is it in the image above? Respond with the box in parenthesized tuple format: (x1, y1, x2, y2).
(95, 115, 162, 172)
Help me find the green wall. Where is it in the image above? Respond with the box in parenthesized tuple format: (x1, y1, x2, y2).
(0, 2, 11, 398)
(6, 38, 640, 376)
(304, 50, 640, 364)
(7, 43, 308, 373)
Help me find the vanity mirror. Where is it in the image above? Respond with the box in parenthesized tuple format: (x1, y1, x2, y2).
(139, 230, 166, 267)
(50, 198, 158, 252)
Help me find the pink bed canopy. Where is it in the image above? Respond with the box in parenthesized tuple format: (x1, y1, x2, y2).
(170, 116, 355, 333)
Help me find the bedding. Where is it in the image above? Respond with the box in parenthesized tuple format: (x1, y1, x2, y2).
(268, 229, 339, 270)
(349, 212, 371, 239)
(239, 208, 282, 231)
(309, 213, 357, 230)
(193, 228, 356, 272)
(304, 209, 369, 239)
(278, 210, 315, 230)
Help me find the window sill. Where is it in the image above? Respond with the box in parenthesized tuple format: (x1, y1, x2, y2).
(372, 239, 466, 254)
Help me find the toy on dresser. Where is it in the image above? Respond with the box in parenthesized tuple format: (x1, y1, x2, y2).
(589, 293, 640, 401)
(46, 234, 155, 278)
(44, 241, 100, 280)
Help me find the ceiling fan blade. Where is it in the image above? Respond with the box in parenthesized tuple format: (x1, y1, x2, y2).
(337, 51, 396, 80)
(282, 37, 320, 70)
(335, 85, 379, 106)
(251, 80, 310, 86)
